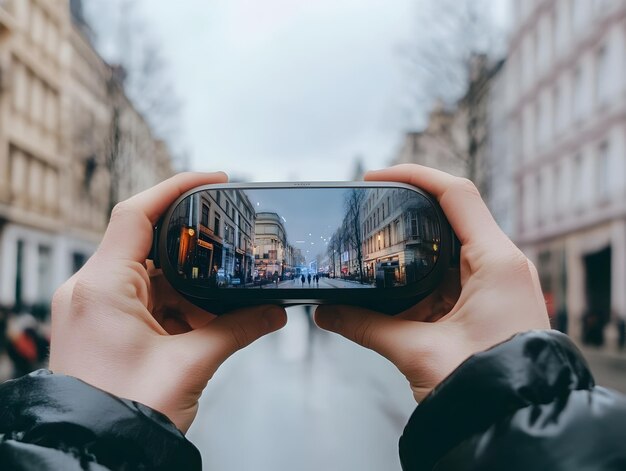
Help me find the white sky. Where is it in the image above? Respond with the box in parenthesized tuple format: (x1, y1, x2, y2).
(88, 0, 511, 182)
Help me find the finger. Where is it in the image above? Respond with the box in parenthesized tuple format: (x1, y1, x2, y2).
(315, 305, 414, 363)
(185, 305, 287, 366)
(98, 172, 228, 262)
(364, 164, 507, 249)
(395, 268, 461, 322)
(148, 267, 216, 331)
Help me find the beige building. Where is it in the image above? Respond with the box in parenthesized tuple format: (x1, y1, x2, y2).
(392, 101, 468, 178)
(393, 55, 505, 201)
(169, 188, 255, 285)
(254, 212, 290, 280)
(506, 0, 626, 348)
(0, 0, 174, 313)
(360, 188, 440, 287)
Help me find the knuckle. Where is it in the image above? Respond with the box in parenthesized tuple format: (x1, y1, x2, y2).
(354, 317, 376, 349)
(228, 319, 251, 350)
(50, 282, 71, 318)
(109, 201, 138, 221)
(454, 177, 480, 197)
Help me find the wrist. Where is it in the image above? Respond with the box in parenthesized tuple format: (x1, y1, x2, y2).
(399, 330, 593, 470)
(0, 370, 201, 468)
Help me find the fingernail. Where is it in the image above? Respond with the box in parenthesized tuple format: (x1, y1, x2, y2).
(263, 306, 287, 331)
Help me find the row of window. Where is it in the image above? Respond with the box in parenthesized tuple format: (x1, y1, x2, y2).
(521, 139, 613, 229)
(12, 0, 62, 62)
(12, 59, 60, 134)
(514, 0, 619, 79)
(10, 147, 58, 212)
(510, 37, 623, 159)
(510, 0, 624, 105)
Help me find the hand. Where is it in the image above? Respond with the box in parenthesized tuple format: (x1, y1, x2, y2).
(315, 164, 549, 402)
(49, 172, 287, 432)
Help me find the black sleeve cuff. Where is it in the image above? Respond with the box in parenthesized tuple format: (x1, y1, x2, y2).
(0, 369, 201, 470)
(399, 330, 594, 471)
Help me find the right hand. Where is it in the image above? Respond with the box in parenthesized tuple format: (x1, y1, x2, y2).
(315, 164, 550, 402)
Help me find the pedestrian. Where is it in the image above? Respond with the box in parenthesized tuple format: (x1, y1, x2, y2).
(2, 166, 626, 470)
(307, 273, 311, 286)
(301, 274, 305, 286)
(315, 274, 319, 286)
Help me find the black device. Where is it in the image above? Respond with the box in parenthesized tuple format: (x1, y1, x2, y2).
(149, 182, 459, 315)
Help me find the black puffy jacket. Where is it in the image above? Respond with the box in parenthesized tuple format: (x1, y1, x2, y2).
(1, 330, 625, 470)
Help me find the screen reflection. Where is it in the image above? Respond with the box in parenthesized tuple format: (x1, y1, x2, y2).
(166, 188, 440, 289)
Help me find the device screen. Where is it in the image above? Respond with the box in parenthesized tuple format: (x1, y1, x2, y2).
(165, 187, 441, 289)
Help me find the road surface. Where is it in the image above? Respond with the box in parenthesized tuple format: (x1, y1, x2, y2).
(254, 277, 373, 289)
(187, 306, 416, 471)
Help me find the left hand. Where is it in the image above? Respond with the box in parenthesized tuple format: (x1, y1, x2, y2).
(49, 172, 287, 433)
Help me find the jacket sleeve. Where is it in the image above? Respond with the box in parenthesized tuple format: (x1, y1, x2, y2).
(399, 330, 626, 471)
(0, 370, 201, 470)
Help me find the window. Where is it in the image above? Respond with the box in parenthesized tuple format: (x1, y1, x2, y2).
(15, 240, 24, 309)
(214, 213, 220, 237)
(216, 191, 221, 205)
(573, 67, 584, 121)
(596, 142, 610, 201)
(595, 46, 610, 105)
(554, 84, 564, 134)
(554, 4, 567, 57)
(572, 0, 586, 33)
(536, 174, 543, 226)
(226, 201, 230, 215)
(37, 245, 52, 303)
(201, 204, 209, 227)
(572, 154, 583, 210)
(72, 252, 87, 273)
(553, 164, 562, 217)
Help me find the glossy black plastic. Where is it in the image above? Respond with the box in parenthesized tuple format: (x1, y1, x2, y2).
(150, 182, 458, 315)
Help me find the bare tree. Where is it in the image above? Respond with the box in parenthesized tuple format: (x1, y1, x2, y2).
(327, 233, 341, 278)
(401, 0, 504, 194)
(85, 0, 184, 161)
(344, 189, 366, 283)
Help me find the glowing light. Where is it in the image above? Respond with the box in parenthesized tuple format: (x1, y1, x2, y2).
(188, 228, 195, 236)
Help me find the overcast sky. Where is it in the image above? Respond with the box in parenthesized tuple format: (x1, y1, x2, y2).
(87, 0, 510, 182)
(246, 188, 348, 262)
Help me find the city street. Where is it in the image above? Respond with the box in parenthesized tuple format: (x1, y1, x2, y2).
(186, 306, 416, 471)
(186, 306, 626, 471)
(257, 277, 373, 289)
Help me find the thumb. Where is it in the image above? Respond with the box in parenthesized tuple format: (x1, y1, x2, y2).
(315, 305, 412, 363)
(186, 305, 287, 370)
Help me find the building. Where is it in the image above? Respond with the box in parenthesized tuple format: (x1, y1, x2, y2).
(391, 101, 468, 178)
(254, 212, 290, 280)
(360, 188, 440, 287)
(506, 0, 626, 347)
(392, 55, 505, 202)
(486, 58, 515, 236)
(0, 0, 174, 314)
(169, 188, 255, 285)
(0, 1, 73, 312)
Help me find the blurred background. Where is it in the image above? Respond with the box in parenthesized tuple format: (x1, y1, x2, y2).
(0, 0, 625, 469)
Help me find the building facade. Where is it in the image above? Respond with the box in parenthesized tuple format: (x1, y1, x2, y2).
(360, 188, 440, 287)
(507, 0, 626, 347)
(392, 101, 469, 178)
(254, 212, 291, 280)
(0, 0, 174, 314)
(169, 189, 255, 285)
